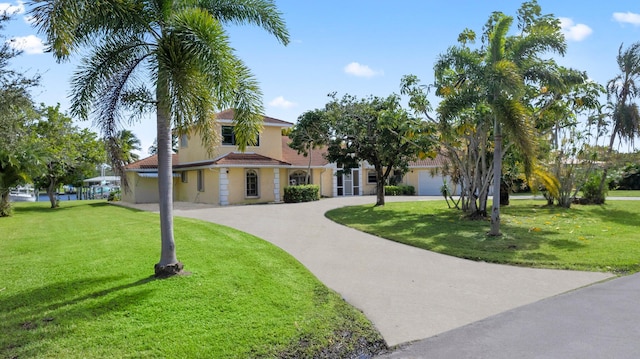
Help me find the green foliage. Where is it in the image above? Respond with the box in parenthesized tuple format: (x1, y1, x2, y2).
(323, 91, 435, 206)
(1, 201, 385, 358)
(107, 188, 121, 201)
(581, 172, 607, 204)
(384, 185, 415, 196)
(327, 200, 640, 273)
(283, 185, 320, 203)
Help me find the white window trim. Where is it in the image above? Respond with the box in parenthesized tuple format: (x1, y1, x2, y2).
(245, 169, 259, 198)
(197, 170, 205, 192)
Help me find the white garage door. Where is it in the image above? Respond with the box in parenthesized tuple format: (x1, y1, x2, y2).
(418, 171, 444, 196)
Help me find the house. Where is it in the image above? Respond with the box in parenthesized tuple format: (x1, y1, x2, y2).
(123, 110, 454, 205)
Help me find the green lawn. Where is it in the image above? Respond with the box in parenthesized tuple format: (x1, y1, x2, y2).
(326, 200, 640, 274)
(610, 189, 640, 197)
(1, 201, 385, 358)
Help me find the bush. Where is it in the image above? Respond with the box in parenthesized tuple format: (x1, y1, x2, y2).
(580, 172, 606, 204)
(384, 185, 415, 196)
(284, 185, 320, 203)
(107, 189, 121, 202)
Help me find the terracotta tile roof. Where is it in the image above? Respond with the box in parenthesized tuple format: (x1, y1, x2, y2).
(281, 136, 329, 167)
(214, 152, 290, 166)
(125, 154, 179, 170)
(215, 109, 293, 126)
(409, 155, 448, 167)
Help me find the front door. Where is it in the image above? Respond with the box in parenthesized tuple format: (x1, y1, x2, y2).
(337, 169, 360, 196)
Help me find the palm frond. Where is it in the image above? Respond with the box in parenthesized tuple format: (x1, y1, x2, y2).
(200, 0, 290, 45)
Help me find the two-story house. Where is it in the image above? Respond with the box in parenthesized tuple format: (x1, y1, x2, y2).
(122, 109, 455, 205)
(123, 109, 333, 205)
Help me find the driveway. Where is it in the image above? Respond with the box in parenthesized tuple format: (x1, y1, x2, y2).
(121, 196, 613, 347)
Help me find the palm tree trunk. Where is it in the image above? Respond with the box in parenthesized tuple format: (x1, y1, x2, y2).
(489, 118, 502, 236)
(154, 79, 183, 277)
(597, 126, 618, 203)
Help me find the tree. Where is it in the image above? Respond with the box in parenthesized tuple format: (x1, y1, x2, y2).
(110, 129, 141, 165)
(411, 1, 567, 235)
(323, 92, 434, 206)
(0, 13, 39, 216)
(288, 109, 330, 184)
(30, 0, 289, 276)
(598, 42, 640, 199)
(148, 135, 178, 155)
(31, 105, 105, 208)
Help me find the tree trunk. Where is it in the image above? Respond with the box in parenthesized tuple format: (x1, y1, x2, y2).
(596, 127, 617, 204)
(48, 180, 59, 208)
(489, 119, 502, 236)
(0, 190, 11, 217)
(375, 166, 385, 206)
(154, 79, 183, 277)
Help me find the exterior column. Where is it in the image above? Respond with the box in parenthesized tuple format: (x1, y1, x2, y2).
(273, 168, 281, 203)
(219, 168, 229, 206)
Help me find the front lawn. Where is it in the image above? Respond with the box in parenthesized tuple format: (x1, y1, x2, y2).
(1, 201, 385, 358)
(326, 200, 640, 274)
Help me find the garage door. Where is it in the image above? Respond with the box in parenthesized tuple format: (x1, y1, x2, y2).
(418, 171, 444, 196)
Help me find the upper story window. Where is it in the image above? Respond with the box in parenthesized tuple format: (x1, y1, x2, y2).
(222, 126, 259, 146)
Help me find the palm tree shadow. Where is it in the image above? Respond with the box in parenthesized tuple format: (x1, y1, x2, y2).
(1, 275, 156, 358)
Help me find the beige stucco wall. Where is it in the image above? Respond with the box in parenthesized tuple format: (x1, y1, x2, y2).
(123, 173, 178, 203)
(225, 167, 276, 205)
(174, 169, 220, 204)
(177, 125, 283, 164)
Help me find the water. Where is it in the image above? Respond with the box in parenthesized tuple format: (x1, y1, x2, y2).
(37, 193, 79, 202)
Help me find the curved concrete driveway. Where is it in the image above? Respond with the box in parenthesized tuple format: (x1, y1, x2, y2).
(129, 197, 612, 347)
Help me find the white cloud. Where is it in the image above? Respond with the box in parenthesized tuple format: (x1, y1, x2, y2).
(559, 17, 592, 42)
(613, 12, 640, 26)
(0, 1, 25, 16)
(268, 96, 296, 109)
(344, 62, 383, 78)
(7, 35, 45, 54)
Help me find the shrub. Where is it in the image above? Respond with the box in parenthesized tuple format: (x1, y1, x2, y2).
(384, 185, 415, 196)
(581, 172, 606, 204)
(284, 185, 320, 203)
(107, 189, 121, 202)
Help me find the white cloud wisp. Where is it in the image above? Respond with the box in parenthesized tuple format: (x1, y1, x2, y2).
(344, 62, 383, 78)
(559, 17, 592, 42)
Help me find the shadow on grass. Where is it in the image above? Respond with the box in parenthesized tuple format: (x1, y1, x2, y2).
(327, 204, 569, 264)
(0, 275, 155, 358)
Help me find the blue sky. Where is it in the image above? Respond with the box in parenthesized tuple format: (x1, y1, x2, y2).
(3, 0, 640, 155)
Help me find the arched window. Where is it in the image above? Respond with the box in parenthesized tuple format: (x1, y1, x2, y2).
(246, 169, 259, 197)
(289, 170, 309, 185)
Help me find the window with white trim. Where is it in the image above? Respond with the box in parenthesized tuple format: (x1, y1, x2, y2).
(222, 126, 259, 146)
(181, 171, 188, 183)
(245, 169, 259, 197)
(180, 134, 188, 148)
(367, 170, 377, 184)
(289, 170, 309, 185)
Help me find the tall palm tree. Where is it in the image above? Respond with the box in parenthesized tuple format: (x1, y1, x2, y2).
(434, 1, 567, 235)
(599, 42, 640, 197)
(29, 0, 289, 276)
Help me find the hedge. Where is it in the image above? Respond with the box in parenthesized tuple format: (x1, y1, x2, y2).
(284, 185, 320, 203)
(384, 185, 415, 196)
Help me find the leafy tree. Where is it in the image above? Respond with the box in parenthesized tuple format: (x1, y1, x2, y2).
(30, 0, 289, 276)
(288, 109, 330, 184)
(31, 105, 105, 208)
(0, 13, 39, 216)
(598, 42, 640, 198)
(323, 92, 435, 206)
(408, 1, 568, 235)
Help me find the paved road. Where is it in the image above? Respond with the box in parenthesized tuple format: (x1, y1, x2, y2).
(120, 197, 612, 347)
(378, 272, 640, 358)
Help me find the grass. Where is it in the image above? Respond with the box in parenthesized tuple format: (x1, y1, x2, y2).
(1, 201, 385, 358)
(609, 189, 640, 197)
(326, 199, 640, 274)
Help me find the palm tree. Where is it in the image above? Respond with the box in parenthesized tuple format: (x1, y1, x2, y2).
(598, 42, 640, 198)
(434, 1, 567, 235)
(29, 0, 289, 276)
(111, 129, 142, 165)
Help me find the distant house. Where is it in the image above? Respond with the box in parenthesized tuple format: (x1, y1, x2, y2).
(122, 110, 453, 205)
